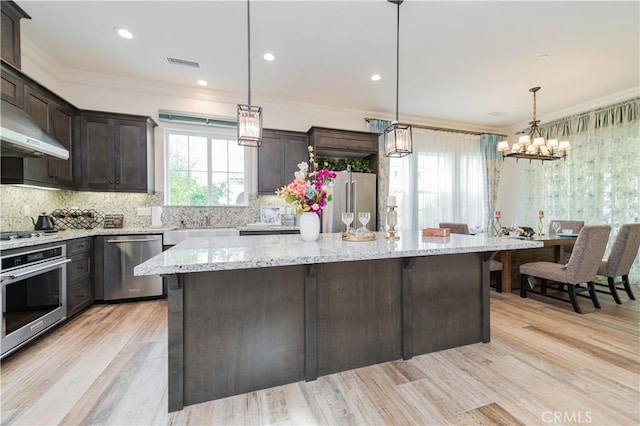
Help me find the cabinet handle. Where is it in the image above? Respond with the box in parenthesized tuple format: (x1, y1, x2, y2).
(109, 180, 113, 184)
(115, 181, 120, 185)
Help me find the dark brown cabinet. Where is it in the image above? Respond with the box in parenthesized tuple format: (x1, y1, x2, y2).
(0, 1, 30, 70)
(20, 86, 74, 187)
(66, 238, 93, 317)
(257, 129, 309, 194)
(1, 61, 76, 189)
(0, 66, 23, 107)
(77, 111, 156, 193)
(307, 126, 378, 154)
(307, 126, 380, 176)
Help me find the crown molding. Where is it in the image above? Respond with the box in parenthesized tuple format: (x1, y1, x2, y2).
(22, 35, 634, 138)
(499, 86, 640, 136)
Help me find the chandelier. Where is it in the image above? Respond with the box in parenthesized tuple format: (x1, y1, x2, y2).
(237, 0, 263, 147)
(497, 87, 571, 162)
(384, 0, 413, 157)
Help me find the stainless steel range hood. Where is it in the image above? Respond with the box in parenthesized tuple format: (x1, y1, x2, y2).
(0, 102, 69, 160)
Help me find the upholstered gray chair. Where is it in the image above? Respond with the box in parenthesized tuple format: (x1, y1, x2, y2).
(596, 223, 640, 303)
(439, 222, 503, 291)
(548, 220, 585, 262)
(520, 225, 611, 313)
(439, 222, 469, 235)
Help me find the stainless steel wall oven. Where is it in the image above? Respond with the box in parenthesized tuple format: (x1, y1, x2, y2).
(1, 244, 69, 358)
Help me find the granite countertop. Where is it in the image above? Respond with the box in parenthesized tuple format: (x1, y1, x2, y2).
(134, 231, 543, 276)
(0, 227, 172, 251)
(236, 225, 300, 232)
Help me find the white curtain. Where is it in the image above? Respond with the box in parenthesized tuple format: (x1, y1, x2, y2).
(389, 128, 484, 230)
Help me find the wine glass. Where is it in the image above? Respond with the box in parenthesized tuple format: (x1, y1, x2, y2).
(358, 212, 371, 231)
(552, 221, 561, 235)
(341, 212, 354, 233)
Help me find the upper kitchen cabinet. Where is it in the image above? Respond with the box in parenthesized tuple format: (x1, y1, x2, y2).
(1, 61, 76, 189)
(257, 129, 309, 194)
(22, 85, 75, 187)
(0, 1, 30, 69)
(0, 62, 24, 107)
(307, 127, 378, 155)
(77, 111, 156, 193)
(307, 126, 380, 176)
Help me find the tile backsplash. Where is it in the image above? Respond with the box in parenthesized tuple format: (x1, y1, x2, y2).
(0, 186, 287, 231)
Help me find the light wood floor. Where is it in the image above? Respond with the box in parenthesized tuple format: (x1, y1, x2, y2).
(1, 290, 638, 425)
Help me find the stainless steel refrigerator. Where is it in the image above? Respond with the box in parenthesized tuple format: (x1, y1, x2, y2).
(322, 171, 377, 233)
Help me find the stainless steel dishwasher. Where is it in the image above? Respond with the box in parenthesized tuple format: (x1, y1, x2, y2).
(103, 234, 163, 301)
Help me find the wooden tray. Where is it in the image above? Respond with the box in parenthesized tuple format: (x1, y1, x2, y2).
(341, 231, 376, 242)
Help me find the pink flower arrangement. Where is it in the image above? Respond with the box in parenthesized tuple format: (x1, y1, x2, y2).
(276, 146, 336, 215)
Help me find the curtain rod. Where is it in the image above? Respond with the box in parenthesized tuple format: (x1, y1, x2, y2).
(363, 117, 506, 137)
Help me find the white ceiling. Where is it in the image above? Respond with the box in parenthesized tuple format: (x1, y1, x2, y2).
(17, 0, 640, 129)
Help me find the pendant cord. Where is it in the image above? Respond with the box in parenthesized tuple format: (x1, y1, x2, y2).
(247, 0, 251, 106)
(395, 1, 400, 122)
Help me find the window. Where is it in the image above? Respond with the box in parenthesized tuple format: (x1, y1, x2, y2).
(389, 128, 486, 230)
(165, 127, 253, 206)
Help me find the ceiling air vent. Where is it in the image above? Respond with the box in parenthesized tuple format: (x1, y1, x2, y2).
(166, 57, 200, 69)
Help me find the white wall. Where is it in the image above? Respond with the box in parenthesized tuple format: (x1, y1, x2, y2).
(19, 42, 636, 224)
(20, 45, 503, 198)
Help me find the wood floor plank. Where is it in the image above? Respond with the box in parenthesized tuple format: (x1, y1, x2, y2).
(1, 291, 638, 425)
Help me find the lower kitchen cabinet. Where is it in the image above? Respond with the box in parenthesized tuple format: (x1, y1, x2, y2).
(66, 237, 93, 317)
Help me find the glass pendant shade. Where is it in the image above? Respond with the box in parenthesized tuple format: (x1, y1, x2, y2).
(385, 121, 413, 157)
(237, 104, 263, 147)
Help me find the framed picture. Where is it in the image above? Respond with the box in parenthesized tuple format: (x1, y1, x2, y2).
(260, 207, 281, 225)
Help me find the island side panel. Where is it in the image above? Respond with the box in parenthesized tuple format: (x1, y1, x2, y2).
(404, 253, 485, 356)
(316, 258, 402, 377)
(180, 266, 305, 405)
(166, 274, 184, 412)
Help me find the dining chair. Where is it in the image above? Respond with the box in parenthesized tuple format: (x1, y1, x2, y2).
(519, 225, 611, 313)
(438, 222, 503, 291)
(438, 222, 469, 235)
(595, 223, 640, 303)
(547, 220, 585, 262)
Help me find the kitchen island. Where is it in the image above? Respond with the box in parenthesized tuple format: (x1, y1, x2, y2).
(134, 231, 542, 412)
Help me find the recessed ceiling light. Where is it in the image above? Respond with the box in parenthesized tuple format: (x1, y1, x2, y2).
(539, 54, 549, 59)
(371, 74, 381, 81)
(263, 53, 275, 62)
(114, 27, 133, 39)
(488, 111, 507, 117)
(197, 80, 208, 86)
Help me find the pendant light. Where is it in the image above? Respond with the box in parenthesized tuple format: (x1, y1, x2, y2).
(497, 87, 571, 162)
(237, 0, 263, 147)
(385, 0, 412, 157)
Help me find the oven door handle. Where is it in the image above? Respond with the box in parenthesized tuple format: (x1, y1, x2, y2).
(0, 258, 71, 282)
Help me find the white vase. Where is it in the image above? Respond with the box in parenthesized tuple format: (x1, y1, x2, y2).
(299, 212, 320, 241)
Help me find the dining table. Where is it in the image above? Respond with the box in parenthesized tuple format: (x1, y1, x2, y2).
(497, 234, 578, 293)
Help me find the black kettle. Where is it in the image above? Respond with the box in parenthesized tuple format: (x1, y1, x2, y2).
(32, 213, 55, 231)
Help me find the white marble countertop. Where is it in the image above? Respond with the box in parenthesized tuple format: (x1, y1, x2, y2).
(0, 227, 171, 251)
(134, 231, 543, 276)
(236, 225, 299, 232)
